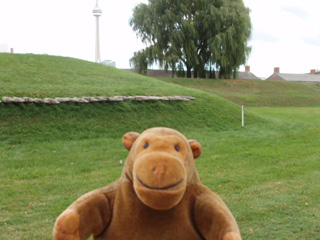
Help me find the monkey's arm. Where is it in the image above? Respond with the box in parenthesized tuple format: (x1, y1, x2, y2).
(53, 181, 119, 240)
(194, 185, 241, 240)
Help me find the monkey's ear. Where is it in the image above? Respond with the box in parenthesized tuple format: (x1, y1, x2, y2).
(188, 140, 202, 159)
(122, 132, 140, 151)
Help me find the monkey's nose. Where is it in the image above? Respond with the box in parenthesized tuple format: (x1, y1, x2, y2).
(153, 166, 167, 181)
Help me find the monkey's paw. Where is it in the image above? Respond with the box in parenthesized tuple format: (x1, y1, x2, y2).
(53, 209, 81, 240)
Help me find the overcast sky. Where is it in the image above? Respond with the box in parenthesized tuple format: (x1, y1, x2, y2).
(0, 0, 319, 78)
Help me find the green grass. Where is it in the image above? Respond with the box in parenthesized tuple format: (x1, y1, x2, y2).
(0, 53, 261, 145)
(0, 53, 184, 97)
(1, 54, 319, 239)
(2, 111, 319, 239)
(158, 77, 320, 107)
(250, 107, 320, 125)
(194, 121, 320, 239)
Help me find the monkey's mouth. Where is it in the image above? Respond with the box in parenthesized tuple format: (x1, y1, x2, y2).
(136, 175, 183, 191)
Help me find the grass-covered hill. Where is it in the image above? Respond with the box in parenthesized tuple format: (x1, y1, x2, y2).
(1, 53, 187, 98)
(0, 53, 260, 145)
(159, 77, 320, 107)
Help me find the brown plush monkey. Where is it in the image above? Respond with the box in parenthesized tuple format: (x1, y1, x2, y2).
(53, 127, 241, 240)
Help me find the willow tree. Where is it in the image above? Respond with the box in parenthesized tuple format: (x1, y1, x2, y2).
(130, 0, 251, 78)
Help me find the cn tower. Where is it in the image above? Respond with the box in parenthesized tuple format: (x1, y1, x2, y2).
(93, 0, 102, 63)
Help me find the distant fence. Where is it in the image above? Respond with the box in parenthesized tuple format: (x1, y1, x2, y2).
(1, 96, 195, 104)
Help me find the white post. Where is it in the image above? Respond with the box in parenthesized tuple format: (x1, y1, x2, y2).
(242, 105, 245, 127)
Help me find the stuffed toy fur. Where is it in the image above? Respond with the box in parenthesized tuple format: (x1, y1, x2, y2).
(53, 127, 241, 240)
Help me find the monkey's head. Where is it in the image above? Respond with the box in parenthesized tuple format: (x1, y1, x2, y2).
(122, 127, 202, 210)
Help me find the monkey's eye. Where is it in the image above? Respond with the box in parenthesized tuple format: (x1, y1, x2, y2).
(174, 145, 180, 152)
(144, 142, 149, 149)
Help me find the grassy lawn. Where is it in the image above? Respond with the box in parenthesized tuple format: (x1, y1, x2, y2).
(158, 77, 320, 107)
(250, 107, 320, 125)
(1, 110, 319, 239)
(1, 54, 319, 239)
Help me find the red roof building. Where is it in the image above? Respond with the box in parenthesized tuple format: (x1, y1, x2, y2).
(267, 67, 320, 83)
